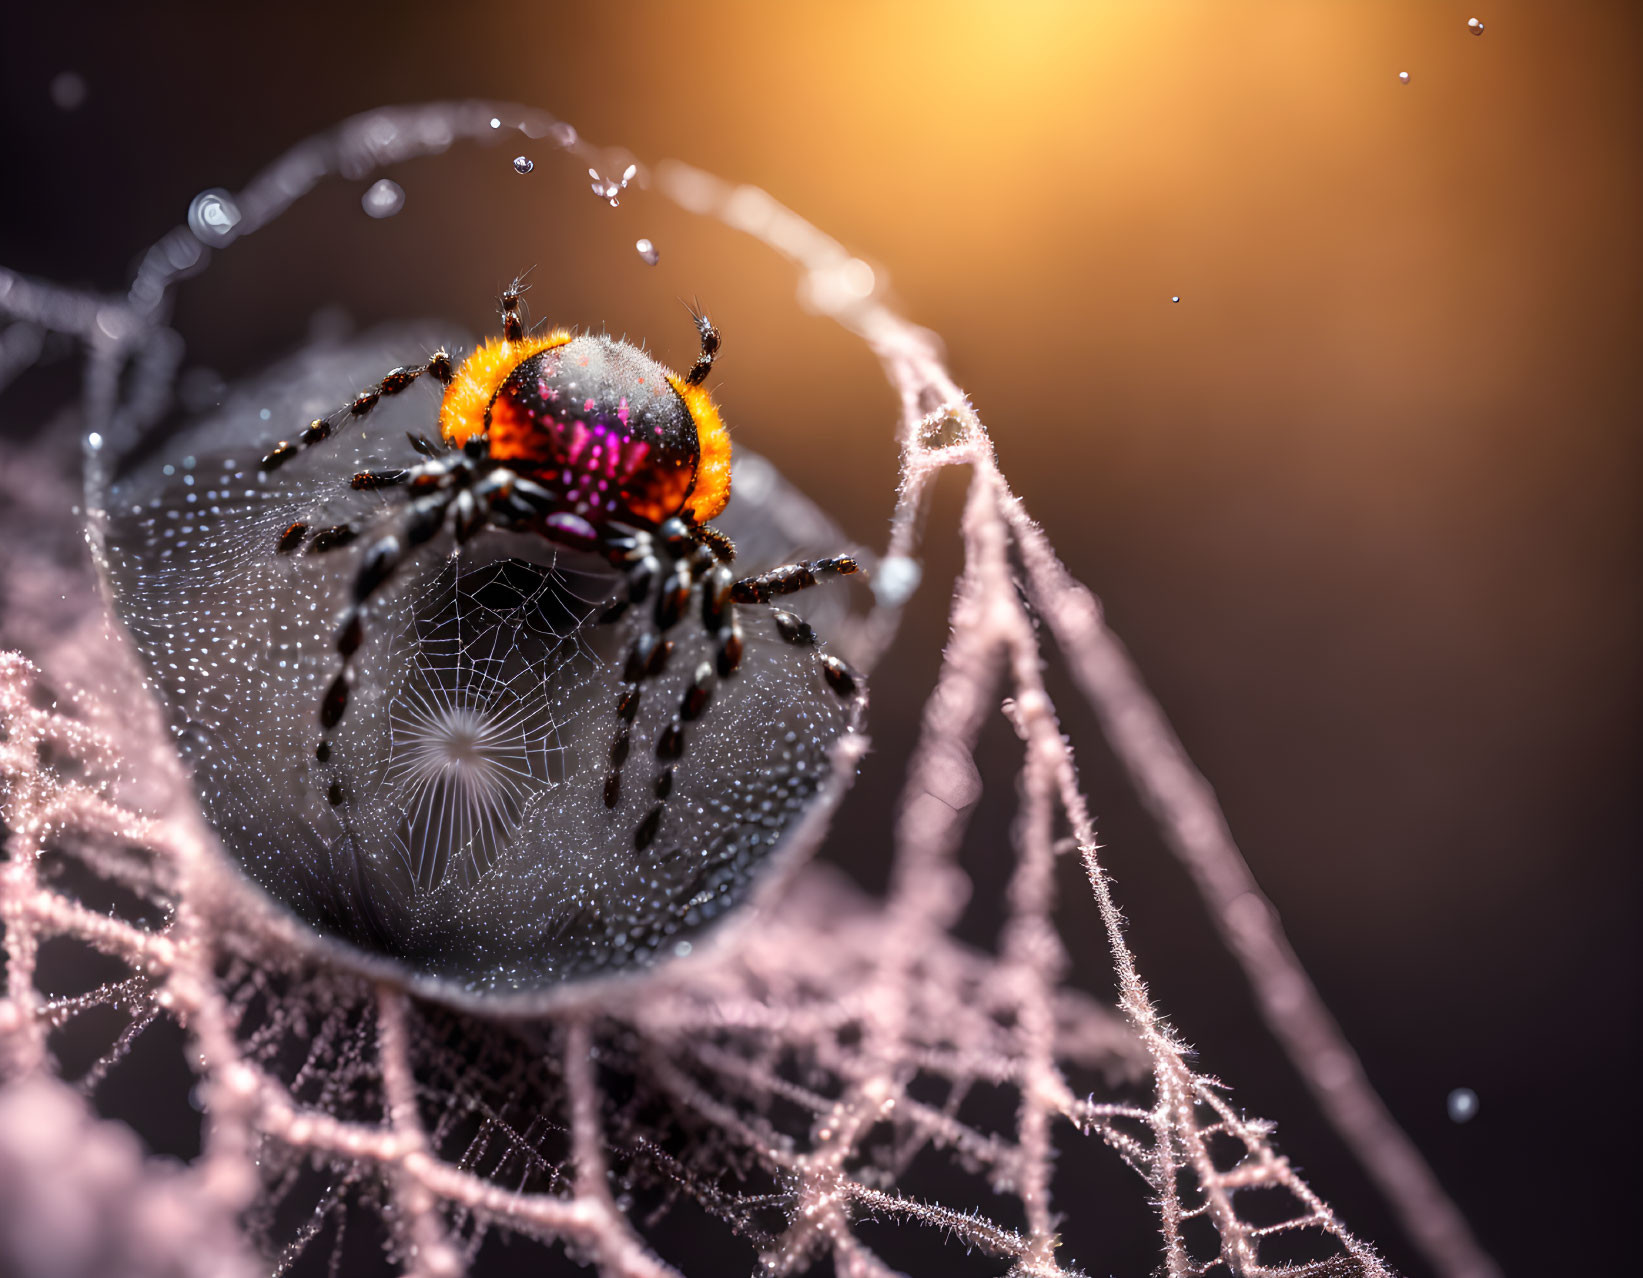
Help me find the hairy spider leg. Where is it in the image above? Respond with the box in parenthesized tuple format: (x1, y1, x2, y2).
(305, 431, 645, 751)
(682, 304, 721, 387)
(730, 553, 863, 699)
(259, 349, 456, 474)
(598, 518, 865, 853)
(499, 274, 528, 343)
(260, 278, 549, 479)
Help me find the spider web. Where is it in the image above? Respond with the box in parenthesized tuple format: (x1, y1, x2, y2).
(380, 558, 577, 894)
(0, 102, 1501, 1278)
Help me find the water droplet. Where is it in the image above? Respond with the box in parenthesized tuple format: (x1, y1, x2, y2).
(673, 940, 692, 957)
(49, 71, 86, 111)
(1446, 1087, 1479, 1123)
(1397, 70, 1412, 85)
(187, 189, 242, 244)
(86, 432, 103, 451)
(1170, 295, 1181, 304)
(588, 163, 637, 208)
(489, 117, 501, 129)
(872, 556, 922, 607)
(361, 179, 405, 219)
(512, 155, 534, 175)
(1467, 17, 1484, 35)
(635, 238, 659, 265)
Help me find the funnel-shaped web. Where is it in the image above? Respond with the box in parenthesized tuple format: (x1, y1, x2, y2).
(0, 102, 1499, 1278)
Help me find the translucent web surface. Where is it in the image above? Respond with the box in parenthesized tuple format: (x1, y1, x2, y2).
(0, 102, 1499, 1277)
(95, 326, 865, 993)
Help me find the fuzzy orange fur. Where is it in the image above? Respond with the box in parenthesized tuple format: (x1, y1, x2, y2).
(672, 376, 732, 523)
(441, 331, 731, 526)
(438, 331, 572, 447)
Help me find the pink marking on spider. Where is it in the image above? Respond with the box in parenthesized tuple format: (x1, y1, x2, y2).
(565, 421, 591, 465)
(584, 398, 596, 413)
(617, 397, 630, 429)
(617, 438, 650, 481)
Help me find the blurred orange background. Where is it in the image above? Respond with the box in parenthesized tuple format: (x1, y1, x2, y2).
(3, 2, 1638, 1274)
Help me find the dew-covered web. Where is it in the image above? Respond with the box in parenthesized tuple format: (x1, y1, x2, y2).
(90, 315, 865, 995)
(381, 557, 578, 894)
(0, 102, 1502, 1278)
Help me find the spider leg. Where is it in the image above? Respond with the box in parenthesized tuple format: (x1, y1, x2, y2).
(278, 450, 472, 556)
(259, 348, 455, 473)
(602, 518, 865, 854)
(500, 276, 529, 343)
(695, 523, 736, 563)
(598, 522, 706, 828)
(304, 451, 492, 741)
(682, 305, 721, 387)
(762, 605, 862, 698)
(319, 487, 456, 730)
(731, 553, 861, 605)
(351, 467, 410, 490)
(726, 544, 865, 696)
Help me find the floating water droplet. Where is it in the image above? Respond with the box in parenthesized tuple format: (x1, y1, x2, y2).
(489, 116, 501, 129)
(1447, 1087, 1479, 1123)
(187, 189, 242, 244)
(873, 556, 922, 607)
(1467, 17, 1484, 35)
(635, 238, 659, 265)
(49, 71, 86, 111)
(512, 155, 534, 175)
(361, 178, 405, 219)
(1397, 70, 1412, 85)
(1170, 295, 1181, 304)
(86, 432, 103, 451)
(588, 163, 637, 208)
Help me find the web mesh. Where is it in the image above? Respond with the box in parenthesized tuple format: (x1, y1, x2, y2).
(96, 325, 865, 994)
(0, 102, 1498, 1278)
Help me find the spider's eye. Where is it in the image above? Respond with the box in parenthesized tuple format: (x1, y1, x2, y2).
(99, 329, 864, 1003)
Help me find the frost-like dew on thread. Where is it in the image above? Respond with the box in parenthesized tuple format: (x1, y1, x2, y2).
(0, 98, 1503, 1278)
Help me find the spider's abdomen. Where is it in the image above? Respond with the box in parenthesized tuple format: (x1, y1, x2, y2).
(487, 336, 699, 527)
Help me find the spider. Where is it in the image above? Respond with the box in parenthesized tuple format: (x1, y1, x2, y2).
(259, 282, 864, 836)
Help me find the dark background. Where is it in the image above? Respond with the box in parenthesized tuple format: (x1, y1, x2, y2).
(2, 3, 1637, 1275)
